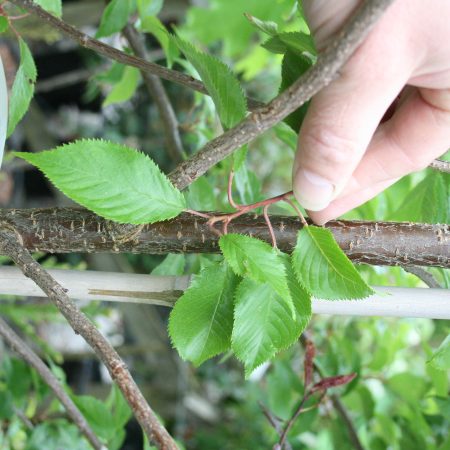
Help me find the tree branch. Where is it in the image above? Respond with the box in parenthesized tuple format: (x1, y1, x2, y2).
(7, 0, 263, 111)
(0, 231, 178, 450)
(123, 24, 184, 164)
(0, 316, 103, 450)
(167, 0, 396, 189)
(0, 208, 447, 268)
(429, 159, 450, 174)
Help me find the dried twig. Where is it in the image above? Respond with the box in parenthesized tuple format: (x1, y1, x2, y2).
(123, 24, 184, 164)
(0, 231, 178, 450)
(0, 316, 103, 450)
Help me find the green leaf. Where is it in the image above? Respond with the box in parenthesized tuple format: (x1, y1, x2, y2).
(174, 36, 247, 129)
(244, 13, 278, 36)
(292, 226, 374, 299)
(0, 16, 9, 33)
(390, 172, 449, 224)
(219, 234, 294, 314)
(186, 176, 217, 211)
(137, 0, 164, 18)
(152, 254, 185, 276)
(169, 261, 239, 365)
(262, 32, 316, 56)
(231, 270, 310, 377)
(139, 16, 179, 68)
(34, 0, 62, 17)
(280, 50, 312, 130)
(72, 395, 115, 441)
(14, 139, 186, 224)
(428, 335, 450, 371)
(106, 385, 132, 429)
(103, 66, 140, 106)
(274, 122, 298, 152)
(96, 0, 133, 38)
(7, 39, 37, 137)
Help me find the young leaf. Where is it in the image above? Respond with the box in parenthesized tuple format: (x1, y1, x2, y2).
(262, 32, 316, 56)
(244, 13, 278, 36)
(173, 36, 247, 129)
(139, 16, 179, 68)
(169, 262, 239, 366)
(151, 254, 185, 276)
(428, 335, 450, 371)
(232, 275, 309, 377)
(96, 0, 133, 38)
(390, 172, 449, 224)
(0, 17, 8, 33)
(34, 0, 62, 17)
(280, 50, 312, 130)
(7, 39, 37, 137)
(219, 234, 294, 313)
(103, 66, 140, 106)
(14, 139, 186, 224)
(292, 226, 374, 300)
(137, 0, 164, 18)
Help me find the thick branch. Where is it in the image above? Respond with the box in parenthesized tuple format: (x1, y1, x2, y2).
(168, 0, 396, 189)
(0, 231, 178, 450)
(0, 316, 103, 450)
(0, 208, 447, 268)
(123, 25, 184, 164)
(7, 0, 263, 110)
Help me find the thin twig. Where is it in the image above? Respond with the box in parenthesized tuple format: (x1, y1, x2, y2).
(429, 159, 450, 174)
(123, 24, 184, 164)
(0, 231, 178, 450)
(7, 0, 263, 111)
(168, 0, 396, 189)
(402, 266, 442, 289)
(0, 316, 103, 450)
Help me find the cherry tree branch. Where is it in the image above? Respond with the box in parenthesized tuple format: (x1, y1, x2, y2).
(0, 208, 447, 268)
(402, 266, 442, 289)
(0, 316, 103, 449)
(429, 159, 450, 174)
(7, 0, 263, 111)
(0, 230, 178, 450)
(123, 24, 184, 164)
(168, 0, 396, 189)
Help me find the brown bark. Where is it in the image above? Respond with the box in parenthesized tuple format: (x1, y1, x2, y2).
(1, 208, 448, 268)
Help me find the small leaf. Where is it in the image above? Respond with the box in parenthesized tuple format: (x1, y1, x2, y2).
(169, 261, 239, 365)
(139, 16, 179, 68)
(219, 234, 294, 313)
(14, 139, 186, 224)
(34, 0, 62, 17)
(106, 385, 132, 430)
(186, 176, 216, 211)
(262, 31, 316, 56)
(428, 335, 450, 371)
(310, 373, 357, 394)
(103, 66, 140, 106)
(137, 0, 164, 18)
(0, 17, 9, 33)
(280, 50, 312, 131)
(152, 254, 185, 276)
(244, 13, 278, 36)
(292, 226, 374, 300)
(390, 172, 449, 224)
(96, 0, 133, 38)
(174, 36, 247, 129)
(232, 274, 310, 377)
(7, 39, 37, 137)
(274, 122, 298, 153)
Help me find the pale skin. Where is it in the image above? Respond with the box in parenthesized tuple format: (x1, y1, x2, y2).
(293, 0, 450, 225)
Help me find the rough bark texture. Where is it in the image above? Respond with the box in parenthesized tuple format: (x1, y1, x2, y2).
(1, 208, 448, 268)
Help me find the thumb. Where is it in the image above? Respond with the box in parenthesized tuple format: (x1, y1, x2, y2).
(293, 6, 415, 211)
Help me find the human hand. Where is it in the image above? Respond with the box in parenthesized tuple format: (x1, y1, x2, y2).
(293, 0, 450, 224)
